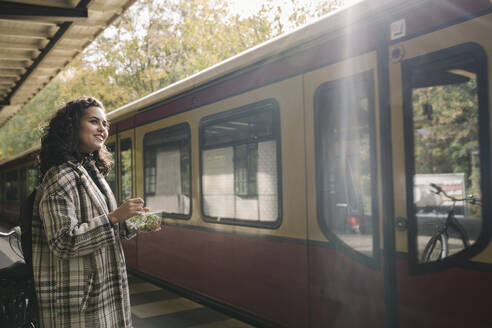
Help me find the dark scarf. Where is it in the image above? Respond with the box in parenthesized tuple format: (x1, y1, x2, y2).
(82, 156, 111, 210)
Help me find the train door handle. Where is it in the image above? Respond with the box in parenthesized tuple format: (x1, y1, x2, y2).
(395, 217, 408, 232)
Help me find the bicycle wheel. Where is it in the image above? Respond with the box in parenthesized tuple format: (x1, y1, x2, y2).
(0, 262, 39, 328)
(421, 233, 448, 262)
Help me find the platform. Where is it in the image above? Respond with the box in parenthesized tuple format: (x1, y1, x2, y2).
(0, 223, 253, 328)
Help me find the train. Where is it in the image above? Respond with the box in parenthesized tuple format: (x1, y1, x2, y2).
(2, 0, 492, 327)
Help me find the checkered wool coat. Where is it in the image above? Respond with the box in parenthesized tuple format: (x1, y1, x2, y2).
(32, 160, 137, 327)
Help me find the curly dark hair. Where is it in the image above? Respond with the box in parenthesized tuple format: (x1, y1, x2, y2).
(39, 96, 113, 177)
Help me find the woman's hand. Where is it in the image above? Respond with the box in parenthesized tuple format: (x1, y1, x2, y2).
(108, 198, 149, 224)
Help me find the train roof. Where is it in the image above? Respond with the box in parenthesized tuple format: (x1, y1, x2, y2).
(0, 144, 39, 168)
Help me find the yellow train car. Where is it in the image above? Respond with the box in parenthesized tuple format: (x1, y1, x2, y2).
(2, 0, 492, 326)
(0, 146, 38, 226)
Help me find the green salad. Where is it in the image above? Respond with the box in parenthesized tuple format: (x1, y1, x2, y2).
(127, 213, 162, 232)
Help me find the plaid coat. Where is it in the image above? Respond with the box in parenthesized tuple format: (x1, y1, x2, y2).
(32, 160, 137, 327)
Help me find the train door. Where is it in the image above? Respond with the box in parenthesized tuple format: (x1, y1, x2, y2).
(3, 169, 20, 224)
(304, 52, 385, 327)
(118, 131, 135, 203)
(117, 129, 138, 268)
(388, 13, 492, 327)
(105, 135, 117, 200)
(0, 172, 3, 218)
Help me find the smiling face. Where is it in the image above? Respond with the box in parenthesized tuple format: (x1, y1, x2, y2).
(78, 106, 109, 154)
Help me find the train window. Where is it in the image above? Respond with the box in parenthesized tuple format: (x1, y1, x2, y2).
(144, 151, 156, 195)
(314, 71, 378, 262)
(119, 138, 133, 203)
(19, 168, 26, 200)
(403, 44, 490, 265)
(5, 170, 19, 201)
(200, 99, 281, 227)
(26, 166, 38, 195)
(234, 143, 258, 196)
(106, 142, 117, 198)
(0, 173, 3, 205)
(143, 123, 191, 218)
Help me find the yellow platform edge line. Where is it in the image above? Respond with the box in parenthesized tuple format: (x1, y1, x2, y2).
(131, 297, 203, 318)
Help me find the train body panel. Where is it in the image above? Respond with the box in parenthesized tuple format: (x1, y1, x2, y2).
(2, 0, 492, 327)
(308, 244, 385, 328)
(396, 259, 492, 327)
(137, 225, 309, 327)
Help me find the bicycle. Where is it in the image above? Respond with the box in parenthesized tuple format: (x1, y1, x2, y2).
(0, 227, 38, 328)
(420, 183, 480, 263)
(0, 227, 23, 260)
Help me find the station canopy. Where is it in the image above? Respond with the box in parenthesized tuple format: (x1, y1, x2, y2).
(0, 0, 137, 128)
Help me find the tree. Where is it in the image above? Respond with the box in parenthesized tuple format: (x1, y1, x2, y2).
(413, 78, 481, 218)
(0, 0, 341, 160)
(0, 79, 61, 157)
(59, 0, 281, 111)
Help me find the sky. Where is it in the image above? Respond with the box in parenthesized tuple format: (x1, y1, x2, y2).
(226, 0, 360, 31)
(228, 0, 285, 17)
(227, 0, 359, 17)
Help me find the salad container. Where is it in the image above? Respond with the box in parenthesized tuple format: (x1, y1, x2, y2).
(126, 211, 162, 233)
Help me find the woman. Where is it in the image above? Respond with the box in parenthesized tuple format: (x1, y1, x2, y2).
(32, 97, 148, 327)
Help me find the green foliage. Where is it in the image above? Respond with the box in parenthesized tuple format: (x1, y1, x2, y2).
(58, 0, 338, 112)
(0, 0, 338, 161)
(413, 80, 478, 177)
(0, 79, 61, 159)
(413, 79, 481, 214)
